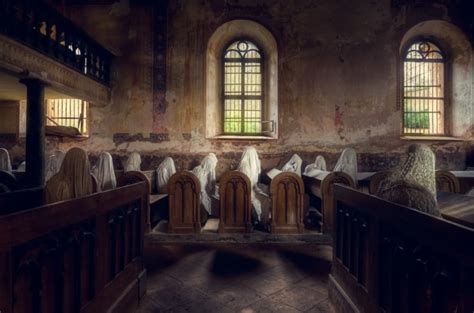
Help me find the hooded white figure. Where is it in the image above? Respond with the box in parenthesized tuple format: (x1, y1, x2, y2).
(92, 152, 117, 191)
(334, 148, 358, 186)
(267, 153, 303, 179)
(237, 147, 270, 223)
(17, 161, 26, 172)
(281, 154, 303, 176)
(0, 148, 12, 172)
(124, 152, 141, 172)
(192, 153, 218, 215)
(156, 157, 176, 194)
(304, 155, 327, 177)
(45, 150, 65, 182)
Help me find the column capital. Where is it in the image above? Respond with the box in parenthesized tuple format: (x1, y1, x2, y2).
(19, 78, 48, 87)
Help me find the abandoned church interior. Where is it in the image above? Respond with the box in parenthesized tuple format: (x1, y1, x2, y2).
(0, 0, 474, 312)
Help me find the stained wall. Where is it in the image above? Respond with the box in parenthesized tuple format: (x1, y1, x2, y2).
(2, 0, 473, 174)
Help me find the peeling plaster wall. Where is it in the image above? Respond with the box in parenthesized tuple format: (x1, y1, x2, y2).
(2, 0, 474, 173)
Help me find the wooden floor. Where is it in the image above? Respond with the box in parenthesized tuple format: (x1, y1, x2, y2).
(135, 243, 334, 313)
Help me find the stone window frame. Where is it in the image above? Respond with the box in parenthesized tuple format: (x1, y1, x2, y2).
(206, 20, 278, 140)
(399, 20, 473, 140)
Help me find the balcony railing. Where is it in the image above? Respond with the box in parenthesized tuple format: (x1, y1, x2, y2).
(0, 0, 112, 85)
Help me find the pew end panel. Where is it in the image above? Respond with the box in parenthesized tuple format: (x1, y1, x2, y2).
(117, 171, 152, 232)
(0, 182, 149, 313)
(304, 172, 355, 234)
(218, 171, 252, 233)
(168, 171, 201, 233)
(436, 170, 461, 193)
(270, 172, 305, 233)
(330, 184, 474, 313)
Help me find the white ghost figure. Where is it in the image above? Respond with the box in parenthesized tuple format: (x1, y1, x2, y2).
(45, 150, 65, 182)
(0, 148, 12, 172)
(92, 152, 117, 191)
(304, 155, 327, 177)
(237, 147, 270, 223)
(156, 157, 176, 194)
(334, 148, 358, 186)
(124, 152, 141, 172)
(192, 153, 218, 215)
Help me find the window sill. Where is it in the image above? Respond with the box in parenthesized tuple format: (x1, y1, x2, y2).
(400, 135, 466, 142)
(209, 135, 277, 141)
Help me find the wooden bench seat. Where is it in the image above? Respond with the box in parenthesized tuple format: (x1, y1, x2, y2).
(438, 191, 474, 228)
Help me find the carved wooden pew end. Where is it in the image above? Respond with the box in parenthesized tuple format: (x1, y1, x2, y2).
(269, 172, 305, 234)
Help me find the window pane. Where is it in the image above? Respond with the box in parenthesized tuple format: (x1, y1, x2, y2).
(46, 99, 88, 135)
(403, 41, 445, 135)
(223, 40, 263, 134)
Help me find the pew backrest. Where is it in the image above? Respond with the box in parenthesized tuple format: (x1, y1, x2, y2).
(270, 172, 304, 233)
(0, 187, 44, 215)
(168, 171, 201, 233)
(368, 170, 390, 194)
(0, 170, 20, 193)
(331, 184, 474, 313)
(0, 182, 148, 313)
(218, 171, 252, 233)
(304, 171, 355, 233)
(436, 170, 461, 193)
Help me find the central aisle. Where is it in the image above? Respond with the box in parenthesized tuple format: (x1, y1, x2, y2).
(135, 243, 334, 313)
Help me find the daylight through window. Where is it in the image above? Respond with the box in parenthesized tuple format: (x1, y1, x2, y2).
(403, 41, 446, 135)
(223, 40, 263, 134)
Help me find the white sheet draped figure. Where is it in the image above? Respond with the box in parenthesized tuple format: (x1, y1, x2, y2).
(45, 150, 65, 182)
(267, 153, 303, 180)
(191, 153, 218, 215)
(237, 147, 270, 223)
(0, 148, 12, 172)
(156, 157, 176, 194)
(334, 148, 358, 186)
(281, 153, 303, 176)
(17, 161, 26, 172)
(45, 147, 93, 203)
(92, 152, 117, 191)
(303, 155, 327, 177)
(124, 152, 141, 172)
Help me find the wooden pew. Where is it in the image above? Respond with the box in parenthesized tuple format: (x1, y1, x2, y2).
(0, 187, 43, 215)
(218, 171, 252, 233)
(368, 170, 390, 194)
(303, 171, 355, 233)
(436, 170, 461, 193)
(0, 182, 148, 313)
(168, 171, 201, 233)
(0, 170, 20, 193)
(329, 184, 474, 313)
(438, 191, 474, 228)
(117, 170, 169, 231)
(450, 170, 474, 194)
(269, 172, 304, 233)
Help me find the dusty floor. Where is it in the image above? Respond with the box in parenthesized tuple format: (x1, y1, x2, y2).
(135, 243, 335, 313)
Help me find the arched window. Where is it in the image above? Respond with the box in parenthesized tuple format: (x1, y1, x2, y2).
(223, 40, 263, 134)
(402, 40, 446, 135)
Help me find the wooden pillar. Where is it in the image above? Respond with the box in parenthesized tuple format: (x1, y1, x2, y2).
(20, 78, 46, 188)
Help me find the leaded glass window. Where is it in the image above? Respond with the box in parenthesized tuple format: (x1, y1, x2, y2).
(402, 40, 446, 135)
(223, 40, 263, 134)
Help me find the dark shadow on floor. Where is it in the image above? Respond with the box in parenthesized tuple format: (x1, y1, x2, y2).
(277, 249, 332, 276)
(210, 249, 263, 277)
